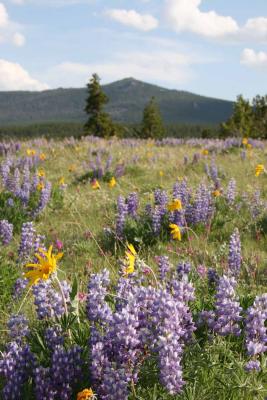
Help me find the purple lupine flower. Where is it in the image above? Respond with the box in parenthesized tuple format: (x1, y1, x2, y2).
(0, 342, 35, 400)
(18, 222, 36, 262)
(226, 178, 236, 206)
(151, 290, 185, 394)
(245, 360, 261, 372)
(156, 256, 171, 281)
(7, 314, 29, 341)
(0, 220, 13, 245)
(32, 182, 52, 217)
(245, 294, 267, 356)
(208, 268, 219, 286)
(212, 275, 242, 336)
(116, 195, 128, 238)
(228, 228, 241, 277)
(152, 206, 162, 234)
(126, 192, 138, 218)
(32, 280, 70, 320)
(12, 278, 28, 299)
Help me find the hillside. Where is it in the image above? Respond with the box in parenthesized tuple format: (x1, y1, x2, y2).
(0, 78, 234, 126)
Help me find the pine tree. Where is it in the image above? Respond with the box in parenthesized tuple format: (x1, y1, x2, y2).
(84, 73, 115, 137)
(220, 95, 253, 137)
(140, 97, 165, 139)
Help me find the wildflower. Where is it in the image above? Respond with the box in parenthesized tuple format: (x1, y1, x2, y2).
(68, 164, 76, 172)
(255, 164, 264, 177)
(212, 190, 221, 197)
(55, 239, 63, 250)
(202, 149, 209, 156)
(59, 177, 65, 185)
(108, 176, 116, 188)
(37, 169, 45, 177)
(26, 149, 36, 156)
(77, 388, 96, 400)
(168, 199, 182, 211)
(124, 243, 136, 275)
(24, 245, 63, 286)
(242, 138, 248, 145)
(37, 182, 45, 191)
(159, 171, 164, 177)
(247, 143, 252, 150)
(39, 153, 46, 161)
(91, 179, 100, 190)
(169, 223, 182, 241)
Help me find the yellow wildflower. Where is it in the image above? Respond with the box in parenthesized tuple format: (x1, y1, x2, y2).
(247, 143, 252, 150)
(168, 199, 182, 212)
(124, 243, 136, 276)
(159, 171, 164, 177)
(77, 388, 95, 400)
(242, 138, 248, 145)
(37, 182, 45, 191)
(202, 149, 209, 156)
(108, 176, 116, 188)
(39, 153, 46, 161)
(255, 164, 264, 177)
(91, 179, 100, 190)
(38, 169, 45, 178)
(59, 177, 65, 185)
(68, 164, 76, 172)
(24, 245, 63, 286)
(26, 149, 36, 156)
(169, 224, 182, 241)
(212, 190, 221, 197)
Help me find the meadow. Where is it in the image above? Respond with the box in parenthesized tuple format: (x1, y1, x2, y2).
(0, 135, 267, 400)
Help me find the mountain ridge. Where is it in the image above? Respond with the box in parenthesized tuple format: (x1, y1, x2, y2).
(0, 78, 234, 126)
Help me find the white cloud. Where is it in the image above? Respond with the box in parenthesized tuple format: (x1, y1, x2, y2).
(0, 2, 25, 46)
(106, 9, 158, 31)
(45, 49, 204, 89)
(241, 48, 267, 69)
(165, 0, 238, 38)
(0, 59, 49, 90)
(164, 0, 267, 43)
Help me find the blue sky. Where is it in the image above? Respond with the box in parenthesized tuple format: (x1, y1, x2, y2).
(0, 0, 266, 100)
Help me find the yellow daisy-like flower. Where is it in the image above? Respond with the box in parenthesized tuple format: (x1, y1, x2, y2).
(77, 388, 96, 400)
(91, 179, 100, 190)
(124, 243, 136, 276)
(159, 171, 164, 177)
(202, 149, 209, 156)
(59, 177, 65, 185)
(242, 137, 248, 145)
(37, 182, 45, 191)
(212, 190, 221, 197)
(39, 153, 46, 161)
(24, 245, 63, 286)
(38, 169, 45, 178)
(68, 164, 76, 172)
(108, 176, 116, 188)
(26, 149, 36, 156)
(169, 223, 182, 241)
(255, 164, 264, 177)
(168, 199, 182, 212)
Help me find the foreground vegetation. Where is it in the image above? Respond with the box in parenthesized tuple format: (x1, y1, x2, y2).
(0, 135, 267, 399)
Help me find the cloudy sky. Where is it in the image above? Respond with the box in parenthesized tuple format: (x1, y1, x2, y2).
(0, 0, 267, 99)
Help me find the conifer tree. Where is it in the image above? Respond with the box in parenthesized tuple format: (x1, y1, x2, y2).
(84, 73, 115, 137)
(140, 97, 165, 139)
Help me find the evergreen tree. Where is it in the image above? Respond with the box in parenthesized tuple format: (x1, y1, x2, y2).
(140, 97, 165, 139)
(84, 73, 116, 137)
(220, 95, 253, 137)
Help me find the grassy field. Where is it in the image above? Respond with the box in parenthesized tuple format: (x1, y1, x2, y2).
(0, 136, 267, 399)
